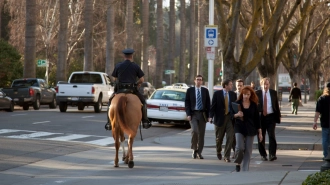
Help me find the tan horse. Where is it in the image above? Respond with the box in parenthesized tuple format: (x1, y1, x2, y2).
(109, 93, 142, 168)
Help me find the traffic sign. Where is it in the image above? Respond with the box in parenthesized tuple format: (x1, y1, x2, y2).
(204, 25, 218, 47)
(206, 47, 215, 60)
(37, 59, 47, 67)
(165, 70, 175, 75)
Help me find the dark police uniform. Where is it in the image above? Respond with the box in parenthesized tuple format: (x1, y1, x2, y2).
(105, 48, 151, 130)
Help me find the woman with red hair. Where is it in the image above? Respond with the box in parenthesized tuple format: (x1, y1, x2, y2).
(233, 86, 263, 172)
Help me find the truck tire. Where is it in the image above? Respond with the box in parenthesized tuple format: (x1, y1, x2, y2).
(94, 95, 102, 113)
(33, 95, 40, 110)
(78, 104, 85, 110)
(23, 104, 29, 110)
(59, 102, 67, 112)
(49, 96, 57, 109)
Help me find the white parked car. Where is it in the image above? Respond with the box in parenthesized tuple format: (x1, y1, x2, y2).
(147, 87, 189, 127)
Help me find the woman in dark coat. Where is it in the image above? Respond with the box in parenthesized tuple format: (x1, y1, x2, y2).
(233, 86, 263, 172)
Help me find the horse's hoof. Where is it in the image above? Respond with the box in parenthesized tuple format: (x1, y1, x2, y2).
(128, 161, 134, 168)
(122, 156, 126, 161)
(114, 164, 119, 167)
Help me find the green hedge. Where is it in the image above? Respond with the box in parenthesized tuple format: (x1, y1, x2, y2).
(303, 170, 330, 185)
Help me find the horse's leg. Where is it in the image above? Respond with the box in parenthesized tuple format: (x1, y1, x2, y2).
(113, 131, 120, 167)
(120, 132, 127, 162)
(127, 135, 135, 168)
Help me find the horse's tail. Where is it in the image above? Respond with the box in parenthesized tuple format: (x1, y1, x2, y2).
(116, 95, 133, 133)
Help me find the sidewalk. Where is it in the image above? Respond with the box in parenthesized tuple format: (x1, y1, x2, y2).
(0, 100, 325, 185)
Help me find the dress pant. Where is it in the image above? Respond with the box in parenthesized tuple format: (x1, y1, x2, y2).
(258, 113, 277, 157)
(190, 111, 206, 155)
(215, 114, 234, 159)
(291, 98, 299, 114)
(234, 133, 254, 171)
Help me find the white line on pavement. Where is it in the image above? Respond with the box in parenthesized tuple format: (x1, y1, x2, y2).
(82, 116, 95, 118)
(11, 114, 27, 116)
(33, 121, 51, 124)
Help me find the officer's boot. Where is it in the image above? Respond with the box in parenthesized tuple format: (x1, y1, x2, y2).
(142, 103, 151, 129)
(105, 94, 115, 131)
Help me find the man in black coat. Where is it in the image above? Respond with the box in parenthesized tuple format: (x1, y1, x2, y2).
(185, 75, 211, 159)
(256, 77, 281, 161)
(209, 79, 237, 162)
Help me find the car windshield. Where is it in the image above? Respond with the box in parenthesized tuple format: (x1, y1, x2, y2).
(12, 80, 38, 87)
(151, 90, 186, 101)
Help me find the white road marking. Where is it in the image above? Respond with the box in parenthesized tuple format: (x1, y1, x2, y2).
(11, 114, 27, 116)
(32, 121, 50, 124)
(298, 170, 320, 172)
(47, 134, 89, 141)
(7, 132, 57, 139)
(0, 129, 24, 134)
(82, 116, 95, 118)
(86, 137, 114, 146)
(0, 129, 114, 146)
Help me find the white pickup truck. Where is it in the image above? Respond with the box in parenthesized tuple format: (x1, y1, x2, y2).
(55, 71, 114, 113)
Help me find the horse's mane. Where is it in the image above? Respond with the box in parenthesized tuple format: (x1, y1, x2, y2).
(116, 95, 134, 134)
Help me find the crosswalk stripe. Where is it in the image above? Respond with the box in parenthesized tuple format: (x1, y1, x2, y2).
(47, 134, 90, 141)
(86, 137, 114, 146)
(0, 129, 114, 146)
(7, 132, 57, 139)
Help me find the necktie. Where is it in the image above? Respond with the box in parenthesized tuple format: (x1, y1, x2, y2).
(225, 92, 229, 114)
(197, 89, 203, 110)
(263, 91, 267, 116)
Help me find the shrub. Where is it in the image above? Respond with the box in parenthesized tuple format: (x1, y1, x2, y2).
(315, 90, 323, 102)
(302, 169, 330, 185)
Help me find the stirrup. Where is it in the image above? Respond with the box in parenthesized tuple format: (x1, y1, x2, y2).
(105, 122, 112, 130)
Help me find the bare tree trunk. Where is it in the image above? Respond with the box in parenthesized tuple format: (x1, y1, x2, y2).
(166, 0, 175, 85)
(57, 0, 68, 82)
(197, 0, 205, 76)
(155, 0, 163, 88)
(188, 0, 195, 84)
(24, 0, 37, 78)
(142, 0, 149, 81)
(126, 0, 133, 48)
(179, 0, 186, 83)
(106, 0, 115, 76)
(84, 0, 93, 71)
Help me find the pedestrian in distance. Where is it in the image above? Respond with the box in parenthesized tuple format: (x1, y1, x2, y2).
(185, 75, 211, 159)
(209, 79, 237, 162)
(313, 82, 330, 160)
(105, 48, 151, 131)
(256, 77, 281, 161)
(251, 81, 256, 90)
(289, 82, 302, 115)
(233, 86, 262, 172)
(231, 79, 244, 159)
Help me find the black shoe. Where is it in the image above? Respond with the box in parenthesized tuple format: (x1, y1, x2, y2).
(192, 151, 197, 159)
(261, 156, 268, 161)
(197, 153, 204, 159)
(105, 122, 111, 130)
(224, 158, 231, 163)
(142, 121, 152, 129)
(269, 155, 277, 161)
(217, 153, 222, 160)
(235, 165, 240, 172)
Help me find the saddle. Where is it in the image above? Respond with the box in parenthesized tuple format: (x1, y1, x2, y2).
(116, 83, 137, 94)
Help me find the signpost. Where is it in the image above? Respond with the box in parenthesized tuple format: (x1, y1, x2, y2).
(37, 59, 49, 84)
(206, 47, 215, 60)
(165, 70, 175, 85)
(204, 25, 218, 47)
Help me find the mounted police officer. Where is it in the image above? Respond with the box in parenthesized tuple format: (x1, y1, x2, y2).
(105, 48, 151, 130)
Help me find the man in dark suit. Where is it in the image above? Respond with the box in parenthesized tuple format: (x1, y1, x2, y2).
(256, 77, 281, 161)
(209, 79, 237, 162)
(185, 75, 211, 159)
